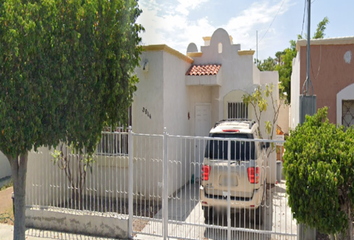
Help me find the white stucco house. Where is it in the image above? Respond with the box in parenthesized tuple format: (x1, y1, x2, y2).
(133, 28, 279, 138)
(25, 28, 280, 212)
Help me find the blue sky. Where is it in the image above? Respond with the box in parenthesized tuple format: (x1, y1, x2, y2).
(137, 0, 354, 61)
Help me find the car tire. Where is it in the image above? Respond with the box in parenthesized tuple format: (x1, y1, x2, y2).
(203, 207, 213, 223)
(255, 206, 263, 225)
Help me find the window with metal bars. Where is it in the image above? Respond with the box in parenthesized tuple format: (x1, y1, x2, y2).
(96, 106, 132, 155)
(228, 102, 248, 119)
(342, 100, 354, 129)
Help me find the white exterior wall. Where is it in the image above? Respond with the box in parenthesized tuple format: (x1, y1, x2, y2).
(290, 52, 301, 130)
(0, 152, 11, 180)
(133, 51, 164, 134)
(253, 64, 261, 85)
(162, 51, 195, 196)
(163, 51, 192, 136)
(191, 29, 259, 122)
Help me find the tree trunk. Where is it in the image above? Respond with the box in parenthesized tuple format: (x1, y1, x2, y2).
(8, 153, 28, 240)
(348, 202, 353, 240)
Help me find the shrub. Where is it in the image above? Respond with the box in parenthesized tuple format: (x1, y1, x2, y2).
(283, 107, 354, 238)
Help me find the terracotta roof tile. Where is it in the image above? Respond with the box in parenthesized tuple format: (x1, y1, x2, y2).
(186, 64, 221, 76)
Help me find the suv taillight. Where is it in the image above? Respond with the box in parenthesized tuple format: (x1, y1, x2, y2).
(201, 165, 211, 181)
(247, 167, 259, 184)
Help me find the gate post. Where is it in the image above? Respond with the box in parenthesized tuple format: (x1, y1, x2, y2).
(128, 126, 134, 238)
(227, 139, 231, 240)
(162, 127, 168, 240)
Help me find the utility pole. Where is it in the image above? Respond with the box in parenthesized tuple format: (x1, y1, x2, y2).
(256, 30, 258, 66)
(298, 0, 317, 239)
(299, 0, 316, 125)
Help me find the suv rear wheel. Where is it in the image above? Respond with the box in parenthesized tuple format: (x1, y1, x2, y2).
(203, 207, 213, 223)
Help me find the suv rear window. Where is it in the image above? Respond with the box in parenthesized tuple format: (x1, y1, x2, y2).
(204, 133, 255, 161)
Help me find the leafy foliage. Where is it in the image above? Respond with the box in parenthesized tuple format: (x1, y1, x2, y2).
(313, 17, 329, 39)
(255, 57, 277, 71)
(275, 40, 297, 103)
(0, 0, 143, 157)
(52, 143, 93, 209)
(243, 83, 286, 140)
(0, 0, 143, 238)
(255, 17, 329, 103)
(283, 107, 354, 237)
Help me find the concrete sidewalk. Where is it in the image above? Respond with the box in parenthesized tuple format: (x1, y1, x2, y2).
(0, 223, 117, 240)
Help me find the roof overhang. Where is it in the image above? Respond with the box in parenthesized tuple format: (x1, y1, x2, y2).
(185, 66, 222, 86)
(142, 44, 194, 64)
(238, 50, 255, 56)
(296, 37, 354, 51)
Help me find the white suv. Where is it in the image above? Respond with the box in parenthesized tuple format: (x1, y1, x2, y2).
(199, 119, 268, 223)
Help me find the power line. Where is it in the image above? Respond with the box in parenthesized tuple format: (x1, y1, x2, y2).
(300, 0, 307, 38)
(258, 0, 286, 44)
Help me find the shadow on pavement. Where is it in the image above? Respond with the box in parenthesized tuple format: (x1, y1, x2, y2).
(202, 188, 273, 240)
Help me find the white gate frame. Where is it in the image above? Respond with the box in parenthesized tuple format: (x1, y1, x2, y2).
(128, 127, 297, 240)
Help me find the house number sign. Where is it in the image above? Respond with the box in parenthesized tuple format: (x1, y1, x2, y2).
(142, 107, 152, 119)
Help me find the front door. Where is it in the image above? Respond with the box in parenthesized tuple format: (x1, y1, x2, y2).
(195, 104, 211, 181)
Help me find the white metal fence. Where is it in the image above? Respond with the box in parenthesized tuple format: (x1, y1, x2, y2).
(26, 128, 296, 240)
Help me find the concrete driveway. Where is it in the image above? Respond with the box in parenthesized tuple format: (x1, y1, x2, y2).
(134, 180, 297, 240)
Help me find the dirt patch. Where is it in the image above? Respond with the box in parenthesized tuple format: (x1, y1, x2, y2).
(56, 196, 162, 233)
(57, 195, 162, 218)
(0, 187, 13, 213)
(0, 187, 14, 225)
(133, 218, 149, 233)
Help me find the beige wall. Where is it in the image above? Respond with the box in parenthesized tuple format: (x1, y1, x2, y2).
(299, 44, 354, 124)
(278, 100, 289, 134)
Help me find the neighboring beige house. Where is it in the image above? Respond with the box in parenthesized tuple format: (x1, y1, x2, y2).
(290, 37, 354, 129)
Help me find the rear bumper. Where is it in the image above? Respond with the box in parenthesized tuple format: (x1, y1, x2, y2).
(200, 185, 263, 210)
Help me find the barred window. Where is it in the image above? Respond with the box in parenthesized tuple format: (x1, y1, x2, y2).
(342, 100, 354, 130)
(96, 106, 131, 155)
(228, 102, 248, 119)
(96, 132, 128, 155)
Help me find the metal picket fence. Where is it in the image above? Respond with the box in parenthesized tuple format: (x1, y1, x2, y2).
(26, 127, 297, 240)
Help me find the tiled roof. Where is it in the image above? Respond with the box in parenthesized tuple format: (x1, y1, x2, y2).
(186, 64, 221, 76)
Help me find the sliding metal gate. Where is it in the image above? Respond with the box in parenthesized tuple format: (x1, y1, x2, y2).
(130, 128, 297, 240)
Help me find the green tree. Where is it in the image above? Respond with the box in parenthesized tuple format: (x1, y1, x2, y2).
(283, 107, 354, 239)
(243, 83, 287, 140)
(256, 57, 277, 71)
(275, 40, 297, 103)
(275, 51, 284, 65)
(313, 16, 329, 39)
(0, 0, 143, 239)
